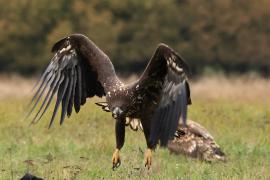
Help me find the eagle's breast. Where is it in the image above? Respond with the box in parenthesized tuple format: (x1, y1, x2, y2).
(105, 83, 148, 119)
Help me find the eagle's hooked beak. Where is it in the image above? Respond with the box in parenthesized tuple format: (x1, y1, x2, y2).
(112, 107, 124, 119)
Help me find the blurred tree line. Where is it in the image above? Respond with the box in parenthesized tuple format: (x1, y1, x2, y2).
(0, 0, 270, 76)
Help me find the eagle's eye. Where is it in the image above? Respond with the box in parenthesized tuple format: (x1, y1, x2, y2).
(112, 107, 124, 119)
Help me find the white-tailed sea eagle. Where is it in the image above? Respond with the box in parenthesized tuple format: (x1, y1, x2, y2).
(28, 34, 191, 169)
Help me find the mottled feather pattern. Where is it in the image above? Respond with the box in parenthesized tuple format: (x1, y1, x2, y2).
(168, 120, 226, 162)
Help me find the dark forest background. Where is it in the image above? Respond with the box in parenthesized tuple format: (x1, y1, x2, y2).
(0, 0, 270, 76)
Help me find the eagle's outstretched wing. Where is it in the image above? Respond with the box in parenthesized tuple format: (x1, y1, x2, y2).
(136, 43, 191, 147)
(27, 34, 117, 127)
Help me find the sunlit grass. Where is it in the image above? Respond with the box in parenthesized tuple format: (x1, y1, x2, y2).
(0, 95, 269, 179)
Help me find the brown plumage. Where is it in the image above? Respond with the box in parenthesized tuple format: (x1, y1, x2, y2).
(28, 34, 191, 169)
(168, 120, 226, 162)
(125, 118, 226, 162)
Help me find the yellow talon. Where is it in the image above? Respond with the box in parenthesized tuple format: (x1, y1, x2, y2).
(112, 149, 121, 170)
(144, 148, 152, 169)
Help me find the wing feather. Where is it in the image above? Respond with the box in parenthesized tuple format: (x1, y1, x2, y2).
(137, 43, 191, 147)
(67, 68, 76, 117)
(34, 74, 65, 124)
(60, 70, 74, 125)
(74, 66, 82, 113)
(27, 70, 56, 118)
(80, 65, 87, 105)
(179, 83, 188, 125)
(30, 64, 55, 103)
(160, 106, 170, 146)
(28, 34, 111, 127)
(166, 87, 184, 144)
(30, 71, 62, 124)
(49, 74, 69, 128)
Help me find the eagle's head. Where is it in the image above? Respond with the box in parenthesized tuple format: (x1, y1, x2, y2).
(112, 107, 125, 119)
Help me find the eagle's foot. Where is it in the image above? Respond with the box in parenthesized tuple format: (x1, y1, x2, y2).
(112, 149, 121, 170)
(144, 148, 152, 169)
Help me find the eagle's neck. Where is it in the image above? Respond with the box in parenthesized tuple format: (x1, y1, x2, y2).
(75, 34, 123, 92)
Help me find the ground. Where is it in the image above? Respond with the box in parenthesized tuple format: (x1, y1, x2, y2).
(0, 75, 269, 179)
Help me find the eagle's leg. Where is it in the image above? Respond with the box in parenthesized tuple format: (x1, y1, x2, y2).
(141, 119, 154, 169)
(112, 118, 125, 170)
(144, 148, 152, 169)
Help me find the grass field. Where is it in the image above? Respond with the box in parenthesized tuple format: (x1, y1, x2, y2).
(0, 75, 270, 179)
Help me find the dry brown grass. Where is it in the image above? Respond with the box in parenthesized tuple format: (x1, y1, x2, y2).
(0, 74, 269, 104)
(0, 74, 35, 100)
(191, 75, 270, 104)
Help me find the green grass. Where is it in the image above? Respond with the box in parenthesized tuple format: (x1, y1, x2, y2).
(0, 97, 269, 179)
